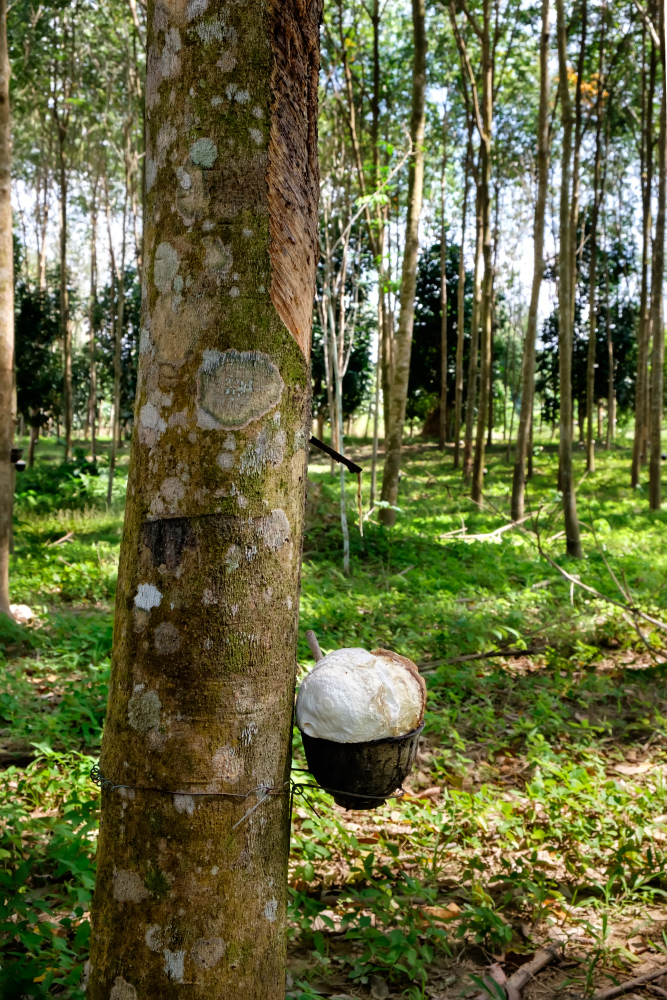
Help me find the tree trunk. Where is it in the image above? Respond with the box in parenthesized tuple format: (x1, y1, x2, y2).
(650, 0, 667, 509)
(633, 19, 657, 487)
(87, 178, 99, 457)
(439, 109, 448, 450)
(88, 2, 321, 998)
(463, 180, 483, 482)
(454, 125, 472, 469)
(511, 0, 550, 521)
(586, 9, 606, 473)
(604, 238, 614, 449)
(106, 175, 128, 509)
(556, 0, 582, 556)
(379, 0, 427, 525)
(471, 0, 493, 504)
(0, 0, 13, 616)
(28, 423, 37, 469)
(57, 128, 73, 462)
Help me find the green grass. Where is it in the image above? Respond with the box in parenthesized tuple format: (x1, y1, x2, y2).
(1, 433, 667, 997)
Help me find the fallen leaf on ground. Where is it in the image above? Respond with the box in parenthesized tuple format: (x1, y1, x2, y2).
(614, 762, 653, 775)
(421, 902, 461, 922)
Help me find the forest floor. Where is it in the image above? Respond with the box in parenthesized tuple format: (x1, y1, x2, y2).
(0, 432, 666, 999)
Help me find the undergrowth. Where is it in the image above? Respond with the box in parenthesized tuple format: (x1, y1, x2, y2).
(0, 436, 666, 997)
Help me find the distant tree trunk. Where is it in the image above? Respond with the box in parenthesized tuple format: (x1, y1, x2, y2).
(0, 0, 13, 616)
(454, 125, 472, 469)
(633, 20, 657, 487)
(650, 0, 667, 510)
(486, 181, 500, 450)
(56, 129, 73, 461)
(471, 0, 494, 504)
(586, 7, 606, 473)
(463, 182, 483, 482)
(88, 1, 321, 998)
(87, 177, 99, 457)
(511, 0, 550, 521)
(105, 179, 127, 509)
(379, 0, 427, 525)
(556, 0, 582, 556)
(370, 319, 381, 506)
(568, 0, 586, 339)
(28, 423, 37, 469)
(604, 228, 614, 449)
(36, 165, 49, 293)
(439, 109, 448, 451)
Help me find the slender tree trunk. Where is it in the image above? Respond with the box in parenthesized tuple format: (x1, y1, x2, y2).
(106, 183, 127, 509)
(454, 125, 472, 469)
(556, 0, 582, 556)
(37, 167, 49, 294)
(650, 0, 667, 509)
(603, 232, 613, 450)
(471, 0, 494, 504)
(28, 423, 37, 469)
(87, 178, 99, 455)
(511, 4, 549, 520)
(463, 182, 483, 482)
(0, 0, 13, 616)
(370, 315, 381, 506)
(57, 129, 73, 462)
(88, 2, 321, 998)
(379, 0, 427, 525)
(439, 110, 448, 450)
(586, 9, 606, 473)
(633, 21, 657, 486)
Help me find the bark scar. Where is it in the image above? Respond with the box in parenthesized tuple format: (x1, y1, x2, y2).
(267, 0, 322, 357)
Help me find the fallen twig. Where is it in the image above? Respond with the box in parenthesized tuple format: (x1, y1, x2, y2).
(504, 946, 561, 1000)
(591, 966, 667, 1000)
(419, 647, 542, 672)
(46, 531, 74, 547)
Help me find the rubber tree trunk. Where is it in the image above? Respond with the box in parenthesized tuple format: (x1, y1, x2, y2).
(556, 0, 582, 557)
(471, 0, 494, 505)
(0, 0, 13, 617)
(106, 181, 127, 510)
(463, 181, 483, 482)
(87, 179, 99, 457)
(632, 24, 656, 488)
(585, 11, 606, 474)
(438, 109, 448, 451)
(379, 0, 427, 525)
(88, 2, 321, 998)
(650, 0, 667, 509)
(453, 126, 472, 470)
(511, 0, 550, 522)
(57, 131, 73, 461)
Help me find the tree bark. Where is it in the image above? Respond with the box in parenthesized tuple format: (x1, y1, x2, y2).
(0, 0, 13, 616)
(556, 0, 582, 556)
(511, 0, 550, 521)
(650, 0, 667, 509)
(88, 1, 321, 998)
(633, 15, 657, 487)
(379, 0, 427, 525)
(454, 125, 472, 469)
